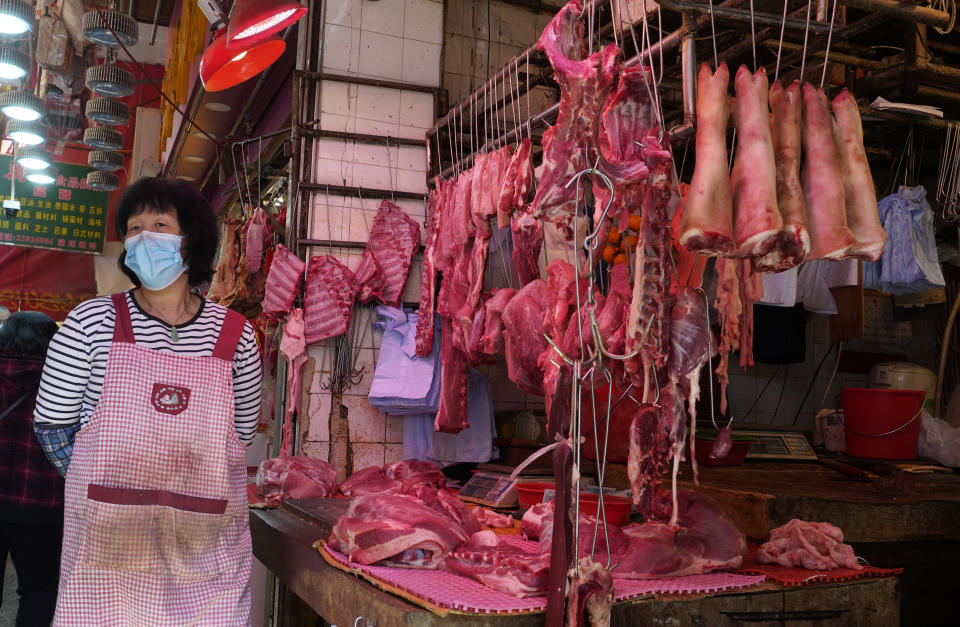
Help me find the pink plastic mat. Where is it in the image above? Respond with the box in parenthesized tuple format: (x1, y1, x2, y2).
(320, 535, 766, 615)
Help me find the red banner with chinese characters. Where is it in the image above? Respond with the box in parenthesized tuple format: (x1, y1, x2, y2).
(0, 246, 96, 321)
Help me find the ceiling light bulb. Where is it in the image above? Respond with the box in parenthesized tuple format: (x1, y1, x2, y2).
(0, 45, 29, 82)
(26, 169, 55, 185)
(5, 120, 45, 145)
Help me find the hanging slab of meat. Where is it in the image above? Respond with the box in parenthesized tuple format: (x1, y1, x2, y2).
(546, 440, 574, 626)
(625, 140, 674, 393)
(597, 262, 630, 355)
(802, 83, 857, 260)
(464, 299, 490, 366)
(449, 169, 475, 249)
(303, 255, 357, 344)
(510, 211, 543, 285)
(279, 308, 308, 455)
(485, 146, 513, 226)
(207, 218, 240, 304)
(680, 63, 735, 256)
(436, 179, 460, 274)
(731, 66, 782, 258)
(443, 543, 551, 598)
(497, 139, 534, 228)
(756, 80, 810, 272)
(244, 207, 269, 273)
(501, 279, 551, 396)
(256, 455, 337, 507)
(354, 201, 422, 307)
(831, 89, 887, 261)
(327, 493, 470, 569)
(737, 258, 763, 370)
(338, 466, 401, 497)
(567, 558, 613, 627)
(595, 65, 655, 232)
(670, 287, 712, 474)
(713, 257, 741, 413)
(263, 243, 306, 316)
(479, 287, 516, 355)
(434, 318, 469, 433)
(470, 153, 490, 235)
(757, 519, 862, 570)
(531, 0, 619, 235)
(615, 491, 746, 578)
(415, 182, 445, 357)
(627, 394, 675, 517)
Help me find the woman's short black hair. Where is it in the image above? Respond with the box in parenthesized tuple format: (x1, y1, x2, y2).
(0, 311, 59, 356)
(114, 177, 219, 288)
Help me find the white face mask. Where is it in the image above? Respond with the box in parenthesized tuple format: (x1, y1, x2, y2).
(123, 231, 187, 290)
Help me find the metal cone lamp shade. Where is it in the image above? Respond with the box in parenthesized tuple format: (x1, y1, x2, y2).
(0, 90, 43, 121)
(88, 150, 124, 172)
(81, 10, 138, 48)
(85, 64, 135, 98)
(200, 27, 285, 92)
(87, 171, 120, 191)
(85, 97, 130, 126)
(16, 145, 52, 170)
(226, 0, 306, 48)
(0, 0, 34, 35)
(0, 45, 29, 82)
(84, 127, 124, 151)
(27, 168, 55, 185)
(5, 120, 45, 144)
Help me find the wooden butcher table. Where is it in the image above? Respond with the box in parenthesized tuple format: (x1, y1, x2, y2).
(250, 496, 899, 626)
(664, 461, 960, 626)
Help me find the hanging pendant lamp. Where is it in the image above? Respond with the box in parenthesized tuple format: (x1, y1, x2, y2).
(5, 119, 45, 145)
(83, 127, 124, 151)
(226, 0, 306, 48)
(16, 145, 52, 170)
(85, 64, 135, 98)
(200, 27, 285, 92)
(85, 97, 130, 126)
(81, 9, 138, 48)
(0, 90, 43, 121)
(88, 150, 124, 172)
(0, 45, 29, 82)
(0, 0, 33, 36)
(87, 171, 120, 191)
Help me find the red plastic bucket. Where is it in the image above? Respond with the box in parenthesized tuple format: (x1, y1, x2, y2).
(840, 388, 925, 460)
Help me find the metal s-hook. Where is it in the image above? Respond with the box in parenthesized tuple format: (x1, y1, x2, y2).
(564, 165, 616, 256)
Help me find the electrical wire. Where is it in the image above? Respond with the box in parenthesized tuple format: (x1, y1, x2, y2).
(791, 344, 837, 425)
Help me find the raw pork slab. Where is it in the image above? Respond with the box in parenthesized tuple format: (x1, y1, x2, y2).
(256, 456, 337, 507)
(355, 201, 421, 307)
(303, 255, 357, 344)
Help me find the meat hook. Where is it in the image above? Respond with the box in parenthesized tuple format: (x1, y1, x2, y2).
(564, 166, 615, 258)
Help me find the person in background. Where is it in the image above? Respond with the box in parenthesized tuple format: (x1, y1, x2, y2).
(0, 311, 62, 627)
(33, 177, 263, 625)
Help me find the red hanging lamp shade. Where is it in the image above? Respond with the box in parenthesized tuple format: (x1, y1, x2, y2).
(226, 0, 307, 49)
(200, 27, 286, 92)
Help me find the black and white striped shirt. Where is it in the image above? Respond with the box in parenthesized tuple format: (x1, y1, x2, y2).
(34, 291, 262, 444)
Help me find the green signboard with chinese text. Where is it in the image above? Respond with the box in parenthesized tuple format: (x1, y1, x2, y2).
(0, 156, 109, 254)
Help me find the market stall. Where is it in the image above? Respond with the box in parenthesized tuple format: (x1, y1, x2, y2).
(229, 0, 960, 625)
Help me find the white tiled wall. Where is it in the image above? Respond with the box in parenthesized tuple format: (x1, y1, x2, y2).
(300, 0, 439, 468)
(724, 313, 938, 431)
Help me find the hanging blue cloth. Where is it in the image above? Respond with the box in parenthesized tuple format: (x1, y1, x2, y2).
(368, 307, 441, 413)
(864, 186, 945, 295)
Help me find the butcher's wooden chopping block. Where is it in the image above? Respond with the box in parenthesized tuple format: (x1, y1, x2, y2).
(670, 461, 960, 543)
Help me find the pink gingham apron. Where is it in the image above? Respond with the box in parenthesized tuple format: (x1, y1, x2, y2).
(54, 293, 252, 626)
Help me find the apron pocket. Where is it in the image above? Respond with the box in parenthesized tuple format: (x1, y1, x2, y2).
(84, 483, 229, 578)
(157, 508, 231, 579)
(83, 498, 159, 573)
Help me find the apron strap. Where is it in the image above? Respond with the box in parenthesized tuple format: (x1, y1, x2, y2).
(111, 292, 135, 344)
(212, 308, 247, 362)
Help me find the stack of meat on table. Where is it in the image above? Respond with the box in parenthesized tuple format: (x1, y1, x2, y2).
(322, 459, 748, 598)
